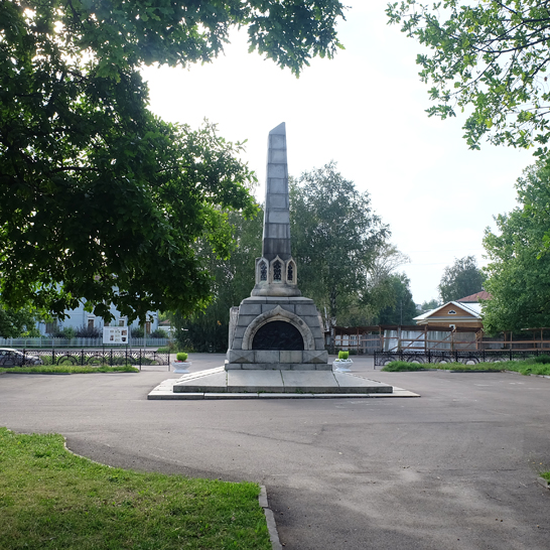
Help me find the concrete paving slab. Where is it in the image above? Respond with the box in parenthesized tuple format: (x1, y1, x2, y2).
(333, 372, 393, 393)
(226, 370, 285, 393)
(280, 370, 337, 387)
(173, 371, 227, 393)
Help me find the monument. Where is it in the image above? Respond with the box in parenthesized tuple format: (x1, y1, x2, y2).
(225, 122, 329, 371)
(148, 124, 403, 398)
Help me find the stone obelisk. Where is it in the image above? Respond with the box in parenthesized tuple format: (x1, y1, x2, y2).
(225, 123, 329, 370)
(251, 122, 301, 297)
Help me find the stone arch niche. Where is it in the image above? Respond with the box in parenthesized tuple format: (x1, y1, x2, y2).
(242, 306, 315, 351)
(252, 321, 304, 350)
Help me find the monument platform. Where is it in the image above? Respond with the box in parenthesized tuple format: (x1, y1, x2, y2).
(147, 367, 419, 400)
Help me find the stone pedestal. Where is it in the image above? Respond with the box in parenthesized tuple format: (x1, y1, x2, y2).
(226, 296, 329, 370)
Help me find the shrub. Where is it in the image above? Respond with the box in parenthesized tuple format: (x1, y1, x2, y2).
(150, 328, 168, 338)
(176, 352, 188, 362)
(75, 325, 101, 338)
(131, 326, 144, 338)
(382, 361, 424, 372)
(533, 355, 550, 364)
(61, 327, 76, 339)
(338, 351, 349, 360)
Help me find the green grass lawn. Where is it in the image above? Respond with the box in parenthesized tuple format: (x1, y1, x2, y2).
(0, 365, 139, 374)
(0, 428, 270, 550)
(381, 357, 550, 376)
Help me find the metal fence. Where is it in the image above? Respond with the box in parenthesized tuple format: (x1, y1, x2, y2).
(373, 349, 549, 367)
(23, 348, 170, 370)
(0, 337, 169, 348)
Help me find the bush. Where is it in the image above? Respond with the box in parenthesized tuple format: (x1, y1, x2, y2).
(381, 360, 424, 372)
(176, 352, 188, 362)
(338, 351, 349, 360)
(150, 328, 168, 338)
(533, 355, 550, 364)
(75, 325, 101, 338)
(131, 327, 144, 338)
(61, 327, 76, 339)
(50, 327, 76, 338)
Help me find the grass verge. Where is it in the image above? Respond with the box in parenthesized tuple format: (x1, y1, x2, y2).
(0, 428, 270, 550)
(381, 358, 550, 375)
(0, 365, 139, 374)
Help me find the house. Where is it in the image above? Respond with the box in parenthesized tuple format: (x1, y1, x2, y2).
(413, 291, 490, 330)
(38, 302, 159, 336)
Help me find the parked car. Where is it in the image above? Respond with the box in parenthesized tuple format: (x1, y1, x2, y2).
(0, 348, 43, 367)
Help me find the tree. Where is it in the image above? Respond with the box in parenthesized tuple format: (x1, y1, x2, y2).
(0, 1, 346, 323)
(375, 273, 418, 325)
(289, 162, 392, 329)
(418, 298, 440, 314)
(438, 256, 486, 303)
(483, 161, 550, 333)
(0, 305, 40, 338)
(175, 208, 263, 352)
(387, 1, 550, 153)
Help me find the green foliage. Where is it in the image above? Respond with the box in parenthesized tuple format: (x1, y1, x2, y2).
(0, 1, 345, 324)
(375, 273, 418, 325)
(175, 209, 263, 352)
(381, 360, 425, 371)
(483, 161, 550, 332)
(338, 351, 349, 359)
(289, 162, 393, 328)
(176, 352, 188, 362)
(0, 365, 139, 374)
(386, 0, 550, 154)
(150, 328, 167, 338)
(418, 299, 440, 315)
(131, 326, 145, 339)
(438, 256, 485, 303)
(0, 428, 270, 549)
(533, 355, 550, 364)
(0, 305, 40, 338)
(381, 357, 550, 374)
(57, 327, 76, 339)
(75, 325, 101, 338)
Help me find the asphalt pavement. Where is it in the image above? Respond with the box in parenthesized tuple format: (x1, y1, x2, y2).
(1, 354, 549, 549)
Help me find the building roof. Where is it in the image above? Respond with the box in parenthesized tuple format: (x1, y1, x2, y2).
(457, 290, 491, 302)
(414, 301, 482, 322)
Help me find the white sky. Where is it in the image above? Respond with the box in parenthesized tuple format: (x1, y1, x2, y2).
(141, 1, 534, 305)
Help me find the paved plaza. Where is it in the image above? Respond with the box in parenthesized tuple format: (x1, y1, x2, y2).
(1, 354, 549, 549)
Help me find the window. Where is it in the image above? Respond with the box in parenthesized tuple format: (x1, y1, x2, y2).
(448, 310, 457, 315)
(260, 261, 268, 281)
(273, 260, 282, 281)
(287, 262, 294, 282)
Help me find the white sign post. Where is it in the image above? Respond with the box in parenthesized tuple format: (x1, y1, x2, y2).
(103, 327, 129, 345)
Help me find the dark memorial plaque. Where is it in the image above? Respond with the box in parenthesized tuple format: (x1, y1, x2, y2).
(252, 321, 304, 350)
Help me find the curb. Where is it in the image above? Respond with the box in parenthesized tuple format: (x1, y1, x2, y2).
(259, 485, 283, 550)
(64, 440, 283, 549)
(537, 477, 550, 490)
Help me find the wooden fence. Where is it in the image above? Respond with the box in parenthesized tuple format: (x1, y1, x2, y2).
(330, 325, 550, 354)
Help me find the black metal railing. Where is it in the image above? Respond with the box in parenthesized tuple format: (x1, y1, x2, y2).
(22, 348, 170, 370)
(373, 349, 547, 367)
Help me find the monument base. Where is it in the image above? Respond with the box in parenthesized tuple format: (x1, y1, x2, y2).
(147, 366, 422, 400)
(227, 296, 329, 370)
(226, 349, 330, 370)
